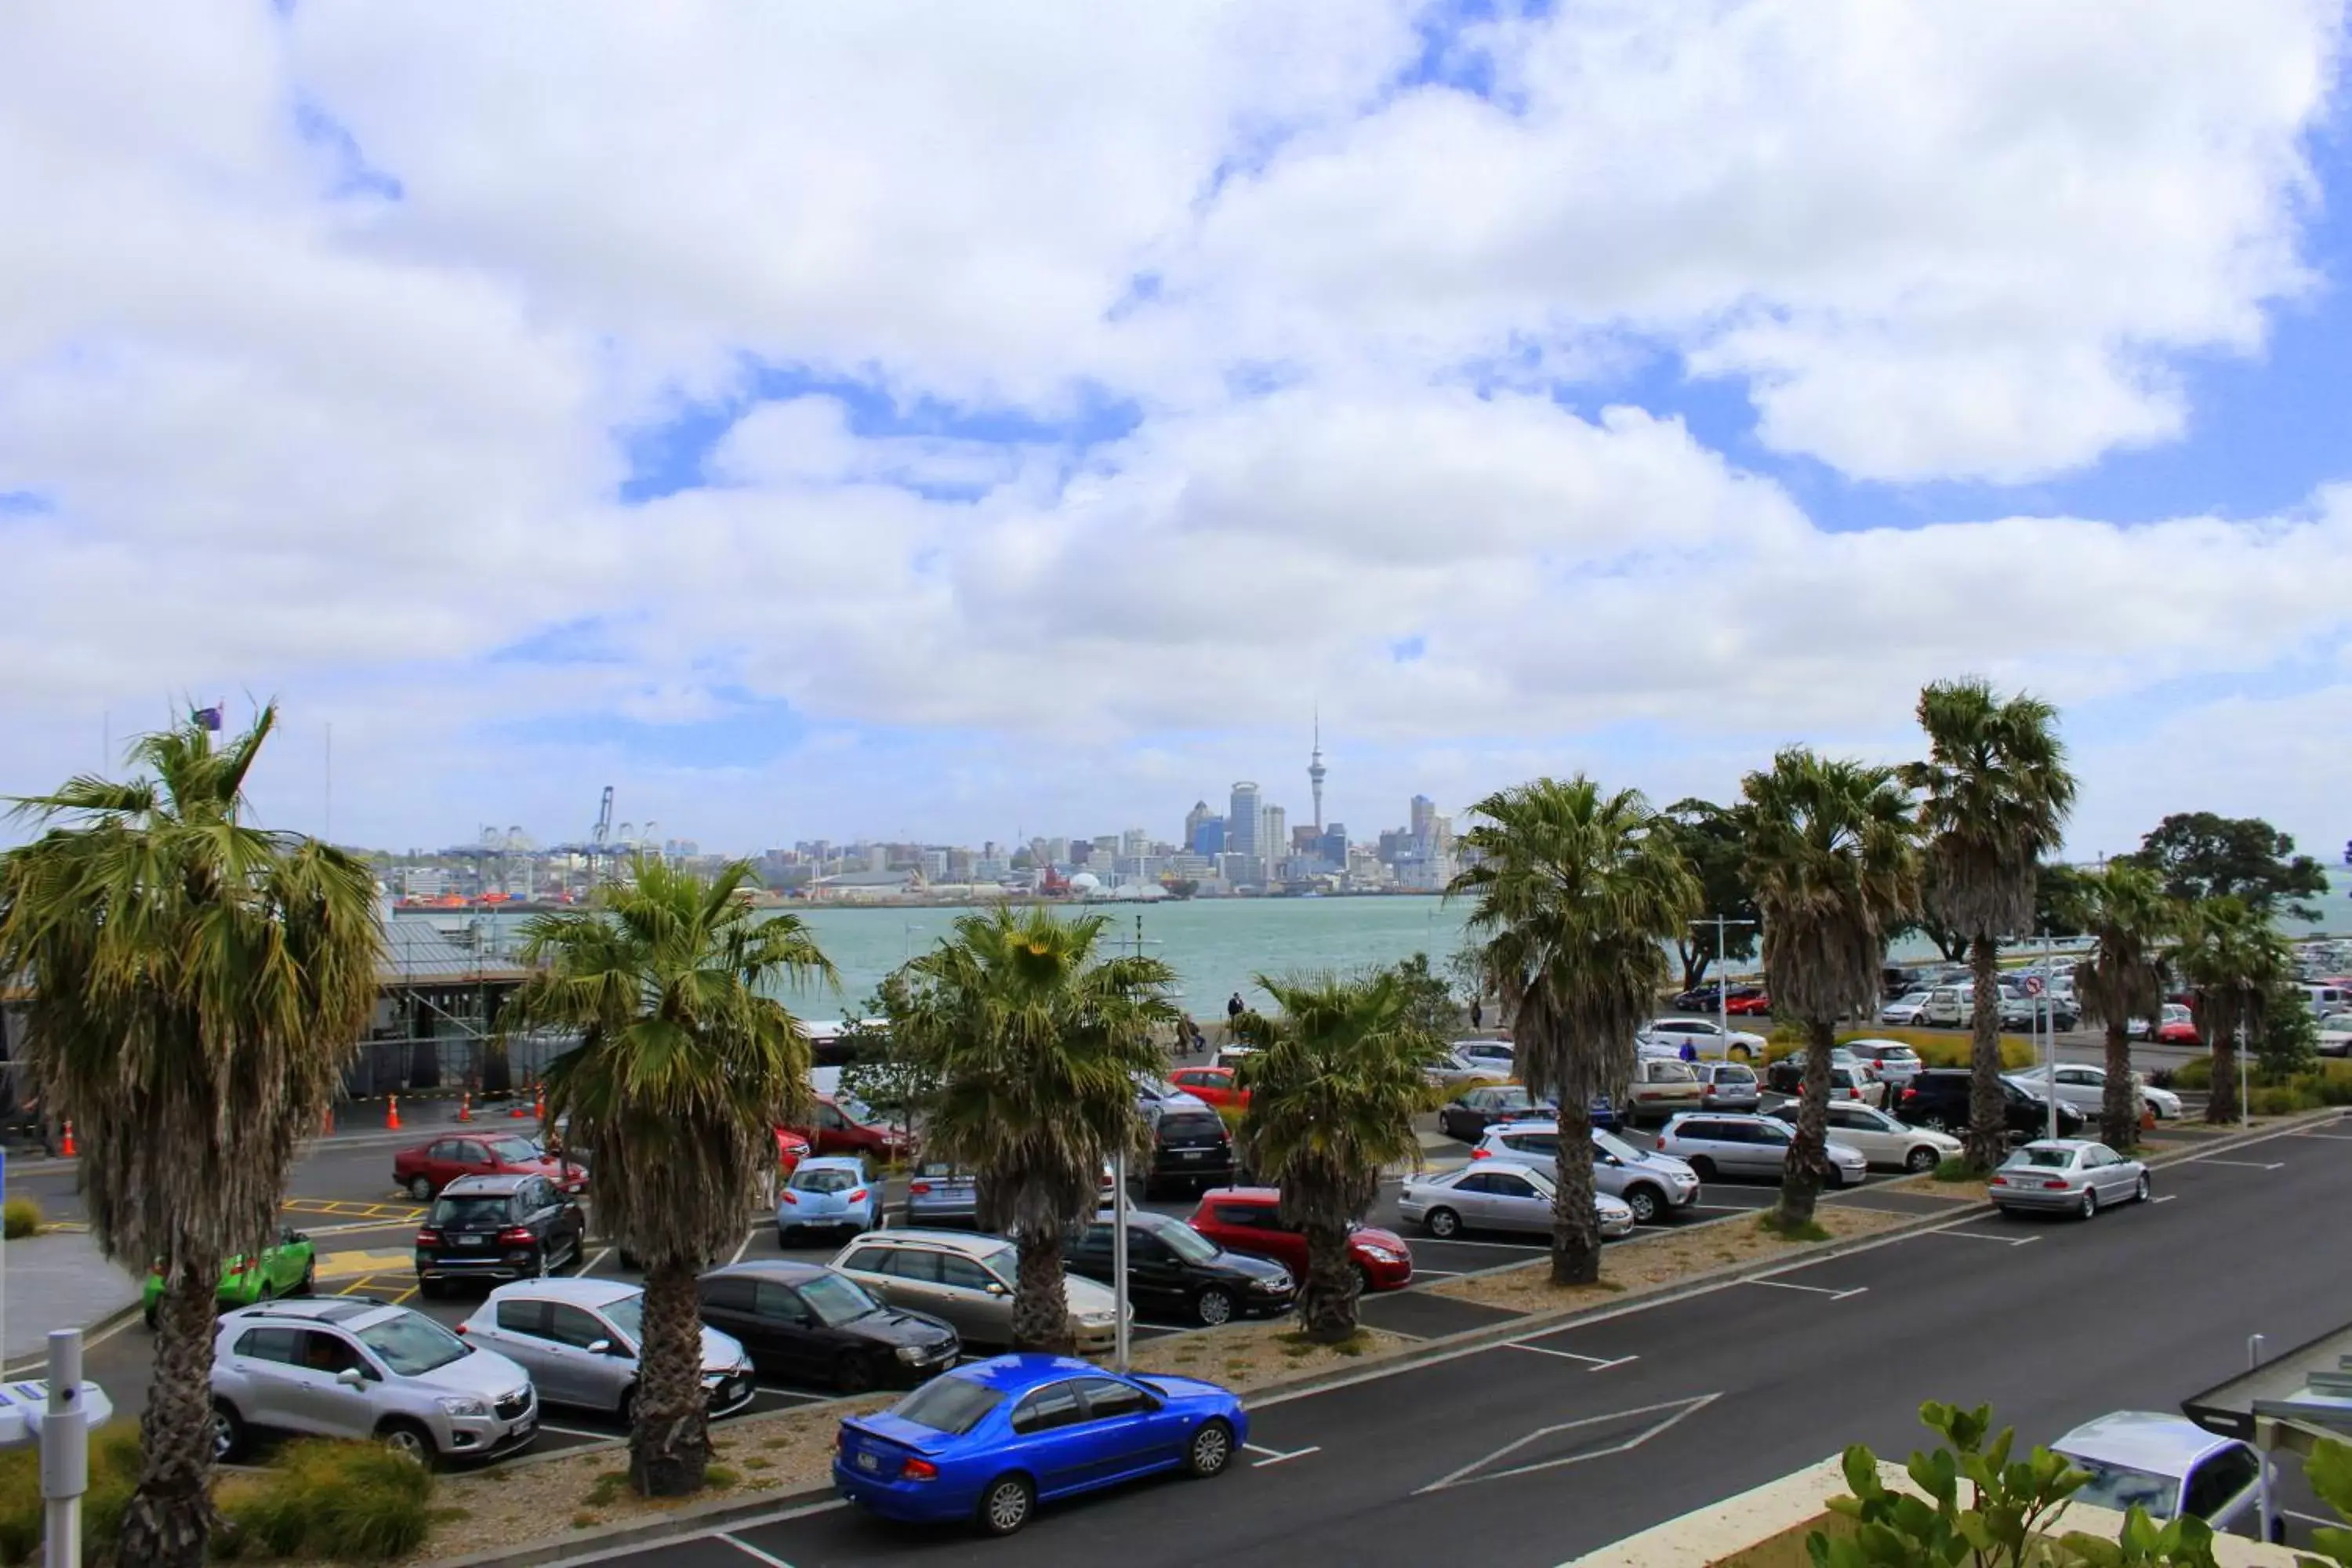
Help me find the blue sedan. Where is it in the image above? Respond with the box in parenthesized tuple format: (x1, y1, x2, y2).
(778, 1156, 879, 1243)
(834, 1354, 1247, 1535)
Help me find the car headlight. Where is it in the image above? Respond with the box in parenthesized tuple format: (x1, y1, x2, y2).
(1253, 1274, 1290, 1292)
(895, 1345, 931, 1365)
(436, 1396, 488, 1418)
(1359, 1245, 1402, 1263)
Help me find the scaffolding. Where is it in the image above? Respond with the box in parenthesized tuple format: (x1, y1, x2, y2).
(350, 920, 571, 1098)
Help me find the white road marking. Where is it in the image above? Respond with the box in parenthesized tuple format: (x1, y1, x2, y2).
(1407, 1236, 1549, 1247)
(1926, 1229, 2041, 1247)
(551, 1504, 850, 1568)
(534, 1422, 615, 1439)
(1415, 1393, 1721, 1493)
(2287, 1131, 2352, 1141)
(1243, 1442, 1322, 1466)
(717, 1535, 796, 1567)
(2286, 1508, 2339, 1529)
(2149, 1194, 2178, 1204)
(575, 1246, 611, 1276)
(729, 1225, 759, 1265)
(1504, 1343, 1638, 1371)
(1741, 1278, 1868, 1301)
(2192, 1159, 2285, 1171)
(1406, 1269, 1465, 1279)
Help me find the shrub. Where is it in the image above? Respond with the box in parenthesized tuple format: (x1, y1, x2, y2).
(216, 1439, 434, 1563)
(2172, 1057, 2212, 1091)
(1835, 1027, 2034, 1070)
(0, 1447, 38, 1566)
(1931, 1156, 1975, 1183)
(1, 1200, 39, 1240)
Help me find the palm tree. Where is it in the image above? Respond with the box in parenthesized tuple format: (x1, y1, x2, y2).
(1904, 679, 2077, 1170)
(2061, 864, 2180, 1149)
(888, 906, 1179, 1350)
(2173, 895, 2292, 1125)
(0, 708, 379, 1567)
(1232, 971, 1443, 1342)
(1739, 750, 1921, 1229)
(505, 858, 834, 1497)
(1447, 778, 1699, 1286)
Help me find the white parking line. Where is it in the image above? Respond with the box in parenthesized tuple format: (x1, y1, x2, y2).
(729, 1226, 759, 1265)
(575, 1246, 610, 1276)
(1243, 1442, 1322, 1466)
(717, 1535, 796, 1567)
(1741, 1278, 1867, 1301)
(2193, 1159, 2285, 1171)
(1928, 1229, 2040, 1247)
(2286, 1508, 2339, 1529)
(535, 1422, 614, 1439)
(2150, 1194, 2178, 1204)
(2288, 1131, 2352, 1141)
(1505, 1342, 1638, 1371)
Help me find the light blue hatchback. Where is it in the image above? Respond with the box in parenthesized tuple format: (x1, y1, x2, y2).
(779, 1156, 879, 1244)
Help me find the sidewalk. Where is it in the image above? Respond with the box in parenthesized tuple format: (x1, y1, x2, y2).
(2, 1229, 141, 1363)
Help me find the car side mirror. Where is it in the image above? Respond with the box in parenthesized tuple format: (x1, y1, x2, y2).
(586, 1339, 613, 1356)
(985, 1281, 1007, 1297)
(335, 1367, 368, 1389)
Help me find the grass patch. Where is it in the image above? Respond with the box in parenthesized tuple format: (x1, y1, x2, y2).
(427, 1506, 470, 1524)
(1276, 1328, 1374, 1359)
(1, 1199, 40, 1240)
(1755, 1213, 1831, 1243)
(704, 1465, 741, 1490)
(216, 1439, 436, 1563)
(583, 1469, 630, 1508)
(1932, 1156, 1975, 1182)
(742, 1456, 772, 1472)
(570, 1512, 602, 1530)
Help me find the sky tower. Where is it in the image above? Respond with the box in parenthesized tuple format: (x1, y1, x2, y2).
(1308, 709, 1327, 833)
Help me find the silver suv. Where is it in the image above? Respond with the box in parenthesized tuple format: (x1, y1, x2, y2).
(1469, 1123, 1701, 1225)
(458, 1278, 756, 1419)
(829, 1229, 1124, 1354)
(1652, 1113, 1867, 1188)
(211, 1298, 537, 1465)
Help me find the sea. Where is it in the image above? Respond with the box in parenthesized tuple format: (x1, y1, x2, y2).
(396, 866, 2352, 1020)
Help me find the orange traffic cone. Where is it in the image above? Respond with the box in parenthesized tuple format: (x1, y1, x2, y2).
(533, 1088, 546, 1122)
(456, 1092, 473, 1123)
(2141, 1103, 2156, 1132)
(60, 1121, 75, 1159)
(323, 1103, 335, 1135)
(386, 1094, 401, 1131)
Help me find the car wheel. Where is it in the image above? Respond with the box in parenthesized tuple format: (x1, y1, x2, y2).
(1353, 1262, 1374, 1296)
(2078, 1188, 2097, 1221)
(378, 1419, 437, 1468)
(2134, 1172, 2151, 1203)
(1195, 1287, 1236, 1327)
(833, 1352, 878, 1395)
(975, 1472, 1036, 1537)
(1423, 1207, 1461, 1240)
(417, 1276, 446, 1300)
(1727, 1044, 1751, 1063)
(407, 1176, 434, 1202)
(1686, 1156, 1717, 1182)
(1904, 1146, 1940, 1174)
(295, 1260, 316, 1296)
(1622, 1185, 1664, 1225)
(211, 1401, 245, 1462)
(532, 1247, 550, 1279)
(1920, 1114, 1952, 1134)
(1185, 1418, 1235, 1478)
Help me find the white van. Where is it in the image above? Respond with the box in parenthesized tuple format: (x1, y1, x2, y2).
(2301, 985, 2351, 1014)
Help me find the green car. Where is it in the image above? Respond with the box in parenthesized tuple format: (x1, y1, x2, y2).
(141, 1226, 316, 1327)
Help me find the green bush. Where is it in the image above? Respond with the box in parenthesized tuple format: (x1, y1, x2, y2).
(0, 1427, 144, 1564)
(0, 1446, 38, 1566)
(1, 1200, 40, 1240)
(2172, 1057, 2212, 1090)
(216, 1440, 434, 1563)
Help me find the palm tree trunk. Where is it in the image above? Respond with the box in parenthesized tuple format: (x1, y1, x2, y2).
(1965, 933, 2006, 1170)
(1775, 1021, 1835, 1229)
(1011, 1227, 1076, 1353)
(1548, 1103, 1602, 1286)
(2100, 1021, 2139, 1150)
(1297, 1221, 1359, 1344)
(628, 1262, 710, 1497)
(2206, 1029, 2241, 1125)
(114, 1261, 220, 1568)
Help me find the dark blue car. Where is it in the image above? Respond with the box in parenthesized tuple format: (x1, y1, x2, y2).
(833, 1353, 1248, 1536)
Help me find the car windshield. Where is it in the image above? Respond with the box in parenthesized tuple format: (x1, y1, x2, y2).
(891, 1374, 1005, 1436)
(791, 1167, 863, 1195)
(836, 1098, 878, 1126)
(598, 1295, 644, 1345)
(1593, 1130, 1652, 1164)
(486, 1137, 541, 1162)
(2063, 1455, 2176, 1515)
(973, 1241, 1018, 1280)
(430, 1196, 514, 1228)
(358, 1311, 470, 1375)
(1158, 1112, 1225, 1140)
(1142, 1218, 1221, 1264)
(1898, 992, 1929, 1005)
(1711, 1066, 1755, 1084)
(800, 1272, 882, 1326)
(915, 1161, 968, 1181)
(1649, 1063, 1697, 1083)
(2005, 1148, 2075, 1170)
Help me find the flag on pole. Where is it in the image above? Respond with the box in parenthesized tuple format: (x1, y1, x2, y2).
(193, 706, 223, 732)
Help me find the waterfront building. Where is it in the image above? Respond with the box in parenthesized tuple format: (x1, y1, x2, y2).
(1184, 800, 1214, 848)
(1228, 782, 1262, 869)
(1261, 804, 1287, 883)
(1192, 816, 1226, 855)
(1410, 794, 1436, 844)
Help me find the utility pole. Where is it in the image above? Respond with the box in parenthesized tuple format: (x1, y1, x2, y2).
(1699, 916, 1759, 1054)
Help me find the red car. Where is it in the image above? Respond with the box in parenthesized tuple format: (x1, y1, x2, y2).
(2156, 1018, 2201, 1046)
(1725, 988, 1773, 1015)
(1185, 1187, 1413, 1291)
(1165, 1065, 1250, 1111)
(788, 1095, 912, 1161)
(391, 1132, 585, 1201)
(774, 1127, 812, 1175)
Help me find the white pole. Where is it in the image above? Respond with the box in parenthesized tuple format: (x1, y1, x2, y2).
(2238, 1018, 2249, 1130)
(2252, 1334, 2276, 1544)
(1111, 1142, 1129, 1374)
(2043, 938, 2056, 1142)
(41, 1329, 86, 1568)
(1715, 916, 1730, 1053)
(324, 721, 332, 843)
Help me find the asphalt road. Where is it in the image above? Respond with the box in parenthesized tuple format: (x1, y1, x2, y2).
(585, 1115, 2352, 1566)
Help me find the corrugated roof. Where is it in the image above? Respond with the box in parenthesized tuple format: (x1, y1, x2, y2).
(376, 922, 534, 985)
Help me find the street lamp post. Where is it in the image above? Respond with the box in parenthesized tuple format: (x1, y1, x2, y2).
(1700, 916, 1759, 1054)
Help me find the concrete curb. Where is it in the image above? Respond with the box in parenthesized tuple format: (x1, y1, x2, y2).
(408, 1105, 2352, 1568)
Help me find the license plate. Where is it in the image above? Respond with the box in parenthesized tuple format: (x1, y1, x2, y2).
(856, 1451, 878, 1472)
(456, 1236, 485, 1247)
(1178, 1149, 1206, 1160)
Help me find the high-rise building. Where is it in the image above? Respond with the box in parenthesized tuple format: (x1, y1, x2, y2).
(1228, 782, 1261, 871)
(1184, 800, 1214, 849)
(1120, 826, 1149, 859)
(1319, 823, 1347, 866)
(1261, 804, 1287, 880)
(1191, 816, 1225, 856)
(1308, 714, 1327, 833)
(1410, 794, 1436, 844)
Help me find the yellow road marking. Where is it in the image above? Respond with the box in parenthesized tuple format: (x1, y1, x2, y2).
(282, 1197, 425, 1222)
(317, 1249, 417, 1280)
(334, 1272, 417, 1305)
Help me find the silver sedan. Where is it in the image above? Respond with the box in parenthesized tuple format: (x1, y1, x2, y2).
(1397, 1164, 1635, 1240)
(1988, 1139, 2150, 1219)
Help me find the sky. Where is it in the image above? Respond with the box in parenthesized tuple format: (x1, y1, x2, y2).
(4, 1, 2351, 865)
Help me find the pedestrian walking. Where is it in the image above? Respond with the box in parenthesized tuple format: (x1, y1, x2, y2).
(1226, 992, 1245, 1027)
(1470, 996, 1483, 1030)
(1679, 1039, 1697, 1065)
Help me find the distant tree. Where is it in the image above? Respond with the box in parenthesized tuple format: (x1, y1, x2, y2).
(2255, 979, 2320, 1081)
(2032, 862, 2088, 940)
(1661, 799, 1761, 992)
(2121, 811, 2329, 923)
(838, 979, 935, 1152)
(1009, 848, 1037, 871)
(1889, 913, 1968, 964)
(2060, 864, 2180, 1150)
(1387, 951, 1461, 1038)
(2174, 895, 2293, 1124)
(1905, 679, 2077, 1172)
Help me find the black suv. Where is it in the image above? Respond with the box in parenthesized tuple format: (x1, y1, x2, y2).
(1890, 1069, 2084, 1141)
(695, 1260, 960, 1393)
(1061, 1210, 1294, 1327)
(415, 1174, 586, 1296)
(1138, 1102, 1236, 1196)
